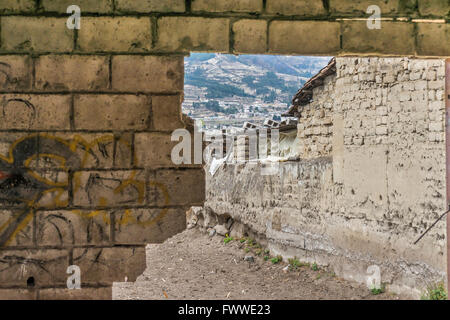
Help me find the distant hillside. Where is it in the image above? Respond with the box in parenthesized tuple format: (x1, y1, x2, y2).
(184, 54, 331, 107)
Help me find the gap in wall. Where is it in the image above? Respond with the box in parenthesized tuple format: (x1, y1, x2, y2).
(183, 53, 331, 135)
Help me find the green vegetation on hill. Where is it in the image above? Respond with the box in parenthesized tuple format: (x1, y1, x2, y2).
(185, 54, 329, 108)
(186, 69, 251, 99)
(193, 101, 238, 115)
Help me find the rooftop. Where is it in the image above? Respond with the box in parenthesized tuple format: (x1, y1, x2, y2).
(284, 57, 336, 117)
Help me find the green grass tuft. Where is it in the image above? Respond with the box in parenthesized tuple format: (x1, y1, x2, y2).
(223, 234, 233, 244)
(421, 282, 447, 300)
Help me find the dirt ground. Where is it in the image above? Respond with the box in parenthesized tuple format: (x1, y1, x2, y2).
(113, 228, 409, 300)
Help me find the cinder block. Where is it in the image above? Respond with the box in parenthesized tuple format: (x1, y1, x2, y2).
(418, 0, 450, 17)
(232, 20, 267, 54)
(0, 210, 33, 247)
(269, 21, 340, 55)
(112, 55, 184, 93)
(0, 133, 38, 168)
(72, 170, 146, 208)
(78, 17, 151, 52)
(0, 17, 73, 52)
(41, 0, 113, 13)
(0, 289, 36, 300)
(156, 17, 230, 52)
(0, 55, 32, 91)
(0, 0, 35, 13)
(0, 249, 69, 287)
(150, 169, 205, 206)
(73, 246, 146, 284)
(112, 132, 135, 168)
(36, 210, 110, 246)
(115, 0, 185, 12)
(113, 208, 186, 244)
(34, 173, 70, 209)
(266, 0, 326, 16)
(152, 95, 184, 131)
(329, 0, 416, 15)
(342, 21, 415, 55)
(0, 94, 71, 130)
(35, 55, 109, 91)
(417, 23, 450, 57)
(191, 0, 263, 13)
(134, 133, 179, 168)
(38, 287, 112, 300)
(74, 95, 151, 131)
(38, 132, 134, 169)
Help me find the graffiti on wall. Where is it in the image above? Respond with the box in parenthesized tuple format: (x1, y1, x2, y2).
(0, 133, 170, 247)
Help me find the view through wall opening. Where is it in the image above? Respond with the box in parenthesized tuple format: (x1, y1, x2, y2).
(182, 55, 450, 297)
(182, 53, 332, 168)
(183, 53, 331, 132)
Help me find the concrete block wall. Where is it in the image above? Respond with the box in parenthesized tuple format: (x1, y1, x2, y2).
(0, 1, 448, 56)
(0, 4, 208, 300)
(0, 55, 205, 299)
(0, 0, 448, 299)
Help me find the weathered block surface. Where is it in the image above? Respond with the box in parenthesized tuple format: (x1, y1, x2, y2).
(0, 0, 35, 13)
(0, 55, 32, 91)
(0, 249, 70, 287)
(35, 55, 109, 91)
(156, 17, 230, 52)
(74, 95, 151, 130)
(269, 21, 341, 55)
(112, 55, 184, 92)
(342, 21, 415, 55)
(113, 208, 187, 244)
(135, 133, 178, 167)
(0, 94, 71, 130)
(232, 20, 267, 54)
(150, 169, 206, 206)
(418, 0, 450, 17)
(417, 23, 450, 57)
(329, 0, 417, 15)
(38, 287, 112, 300)
(73, 246, 146, 284)
(1, 17, 73, 52)
(41, 0, 113, 13)
(0, 0, 447, 301)
(151, 95, 185, 131)
(191, 0, 263, 13)
(266, 0, 326, 16)
(116, 0, 185, 12)
(78, 17, 152, 52)
(36, 210, 111, 246)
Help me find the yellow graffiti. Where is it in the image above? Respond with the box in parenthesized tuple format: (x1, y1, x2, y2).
(0, 133, 171, 247)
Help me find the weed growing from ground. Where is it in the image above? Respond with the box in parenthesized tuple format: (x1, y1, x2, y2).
(223, 234, 233, 244)
(271, 256, 282, 264)
(421, 282, 447, 300)
(288, 257, 307, 270)
(370, 285, 385, 295)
